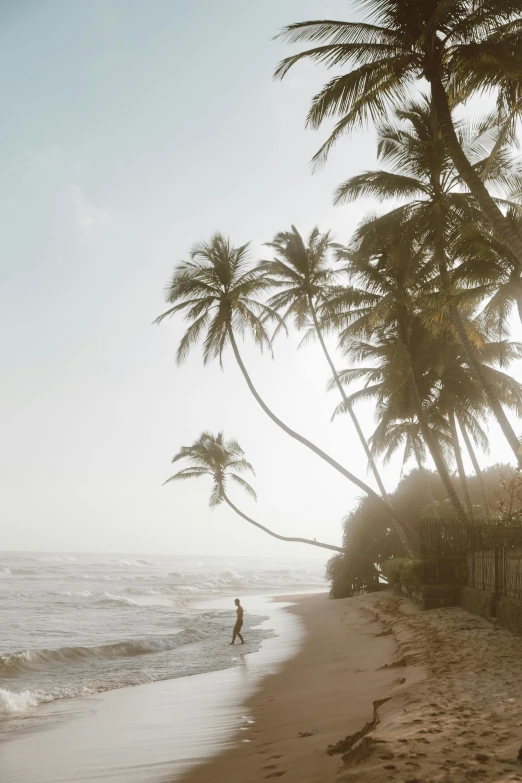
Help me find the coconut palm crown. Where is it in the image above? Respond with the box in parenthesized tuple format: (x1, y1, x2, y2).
(165, 432, 256, 508)
(274, 0, 522, 265)
(263, 226, 340, 332)
(155, 233, 277, 365)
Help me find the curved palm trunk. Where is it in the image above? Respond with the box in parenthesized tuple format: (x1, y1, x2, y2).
(413, 440, 439, 519)
(404, 358, 469, 522)
(448, 410, 474, 519)
(227, 326, 419, 557)
(430, 72, 522, 268)
(432, 183, 522, 468)
(450, 310, 522, 467)
(308, 297, 389, 498)
(223, 493, 343, 553)
(459, 419, 491, 521)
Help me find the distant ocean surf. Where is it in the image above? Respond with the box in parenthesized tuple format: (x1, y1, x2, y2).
(0, 552, 325, 722)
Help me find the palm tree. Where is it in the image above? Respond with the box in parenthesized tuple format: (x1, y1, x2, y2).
(155, 233, 419, 555)
(263, 225, 389, 498)
(274, 1, 522, 267)
(165, 432, 343, 553)
(331, 289, 522, 520)
(459, 419, 491, 519)
(453, 208, 522, 329)
(334, 97, 522, 465)
(323, 219, 471, 521)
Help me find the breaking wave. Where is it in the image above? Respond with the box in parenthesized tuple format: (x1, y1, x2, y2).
(0, 624, 230, 676)
(0, 687, 38, 717)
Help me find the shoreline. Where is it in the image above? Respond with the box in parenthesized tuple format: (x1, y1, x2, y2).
(180, 591, 522, 783)
(1, 592, 308, 783)
(177, 592, 414, 783)
(5, 589, 521, 782)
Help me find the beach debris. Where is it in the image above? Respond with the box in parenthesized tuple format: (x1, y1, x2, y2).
(378, 656, 407, 669)
(327, 697, 392, 757)
(298, 731, 315, 738)
(343, 736, 390, 767)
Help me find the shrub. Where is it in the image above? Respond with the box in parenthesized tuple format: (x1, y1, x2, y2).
(326, 554, 379, 599)
(381, 558, 425, 594)
(380, 558, 404, 587)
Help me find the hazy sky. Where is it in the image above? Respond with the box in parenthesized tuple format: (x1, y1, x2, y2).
(1, 1, 519, 558)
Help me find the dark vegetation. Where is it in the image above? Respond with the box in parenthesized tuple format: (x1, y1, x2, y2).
(328, 465, 522, 598)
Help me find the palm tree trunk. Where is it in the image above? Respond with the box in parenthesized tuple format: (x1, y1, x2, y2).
(459, 419, 491, 520)
(227, 326, 420, 557)
(413, 440, 439, 519)
(448, 410, 474, 519)
(223, 493, 343, 553)
(514, 271, 522, 325)
(308, 297, 389, 498)
(450, 310, 522, 467)
(430, 72, 522, 268)
(405, 360, 469, 522)
(432, 192, 522, 467)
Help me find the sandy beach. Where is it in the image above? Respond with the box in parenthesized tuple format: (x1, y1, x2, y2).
(180, 592, 522, 783)
(4, 590, 522, 783)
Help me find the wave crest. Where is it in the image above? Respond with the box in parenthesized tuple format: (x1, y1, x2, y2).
(0, 688, 38, 717)
(0, 624, 226, 675)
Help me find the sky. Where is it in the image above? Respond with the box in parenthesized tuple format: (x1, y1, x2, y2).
(1, 0, 520, 559)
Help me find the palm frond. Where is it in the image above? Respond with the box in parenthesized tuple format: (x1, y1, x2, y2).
(229, 473, 258, 502)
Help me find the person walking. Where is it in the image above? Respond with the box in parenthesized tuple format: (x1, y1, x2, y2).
(230, 598, 244, 645)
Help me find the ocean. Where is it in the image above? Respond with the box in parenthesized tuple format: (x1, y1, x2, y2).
(0, 552, 326, 729)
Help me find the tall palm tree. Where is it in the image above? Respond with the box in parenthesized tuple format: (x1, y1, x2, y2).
(263, 225, 389, 498)
(155, 233, 418, 555)
(324, 218, 472, 521)
(165, 432, 343, 553)
(332, 292, 522, 519)
(274, 1, 522, 266)
(453, 207, 522, 329)
(334, 98, 522, 465)
(459, 419, 491, 519)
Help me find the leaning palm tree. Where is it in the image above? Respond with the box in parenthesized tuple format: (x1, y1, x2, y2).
(323, 217, 471, 521)
(334, 97, 522, 465)
(263, 225, 389, 498)
(274, 0, 522, 266)
(155, 233, 418, 555)
(453, 208, 522, 330)
(165, 432, 343, 552)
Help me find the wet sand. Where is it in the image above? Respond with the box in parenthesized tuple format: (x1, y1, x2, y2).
(178, 592, 412, 783)
(182, 592, 522, 783)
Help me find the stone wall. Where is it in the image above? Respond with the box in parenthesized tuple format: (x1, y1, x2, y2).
(398, 584, 459, 610)
(397, 580, 522, 636)
(496, 595, 522, 635)
(458, 588, 522, 635)
(459, 586, 496, 620)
